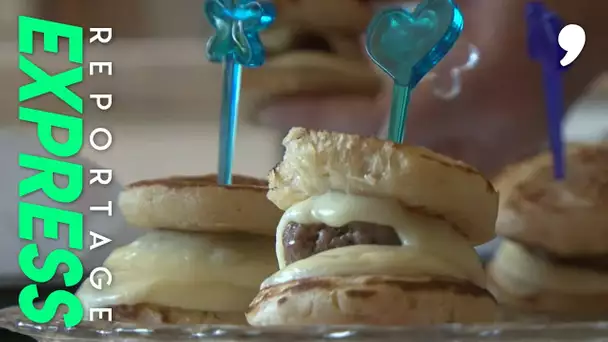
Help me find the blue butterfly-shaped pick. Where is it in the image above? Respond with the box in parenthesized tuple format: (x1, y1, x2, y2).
(366, 0, 463, 87)
(205, 0, 275, 68)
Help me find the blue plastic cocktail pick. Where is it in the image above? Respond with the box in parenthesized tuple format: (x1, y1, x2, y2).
(204, 0, 275, 185)
(526, 2, 568, 180)
(365, 0, 463, 143)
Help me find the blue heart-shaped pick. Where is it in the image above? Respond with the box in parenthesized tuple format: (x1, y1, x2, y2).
(366, 0, 463, 86)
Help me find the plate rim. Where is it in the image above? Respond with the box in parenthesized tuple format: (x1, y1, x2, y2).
(2, 305, 608, 340)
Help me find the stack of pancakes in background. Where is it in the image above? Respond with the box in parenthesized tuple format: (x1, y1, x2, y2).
(246, 128, 499, 326)
(487, 143, 608, 317)
(77, 175, 282, 324)
(241, 0, 382, 121)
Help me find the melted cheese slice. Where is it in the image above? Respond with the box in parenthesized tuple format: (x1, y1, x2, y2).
(492, 240, 608, 295)
(77, 230, 277, 312)
(274, 192, 486, 287)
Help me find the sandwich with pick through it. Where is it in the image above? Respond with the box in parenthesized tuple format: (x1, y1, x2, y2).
(76, 174, 282, 324)
(246, 128, 499, 326)
(487, 143, 608, 317)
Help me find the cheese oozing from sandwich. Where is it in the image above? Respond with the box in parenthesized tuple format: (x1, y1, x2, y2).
(491, 240, 608, 295)
(273, 192, 486, 287)
(77, 230, 277, 313)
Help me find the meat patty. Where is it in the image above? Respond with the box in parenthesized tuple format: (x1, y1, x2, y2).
(282, 221, 401, 265)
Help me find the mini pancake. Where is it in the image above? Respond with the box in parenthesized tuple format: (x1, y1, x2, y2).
(269, 128, 498, 245)
(488, 143, 608, 315)
(487, 239, 608, 317)
(248, 275, 496, 326)
(110, 304, 248, 325)
(118, 174, 283, 235)
(494, 143, 608, 255)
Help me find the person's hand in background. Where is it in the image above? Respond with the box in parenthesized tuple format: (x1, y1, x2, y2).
(259, 0, 607, 177)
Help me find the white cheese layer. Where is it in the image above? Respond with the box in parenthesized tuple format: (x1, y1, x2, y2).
(77, 230, 277, 312)
(272, 192, 485, 288)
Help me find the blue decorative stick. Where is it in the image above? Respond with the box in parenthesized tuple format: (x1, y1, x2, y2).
(205, 0, 275, 184)
(526, 2, 568, 179)
(365, 0, 463, 143)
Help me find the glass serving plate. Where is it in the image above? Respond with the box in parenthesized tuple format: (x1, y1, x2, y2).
(1, 306, 608, 342)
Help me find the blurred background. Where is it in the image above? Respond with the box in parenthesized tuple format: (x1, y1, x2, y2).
(3, 0, 284, 186)
(2, 0, 607, 185)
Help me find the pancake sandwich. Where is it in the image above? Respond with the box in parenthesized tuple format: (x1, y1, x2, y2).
(246, 128, 499, 326)
(77, 175, 282, 324)
(488, 143, 608, 316)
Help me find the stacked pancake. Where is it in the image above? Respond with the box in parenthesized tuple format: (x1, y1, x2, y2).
(487, 143, 608, 317)
(77, 175, 282, 324)
(241, 0, 381, 121)
(246, 128, 498, 326)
